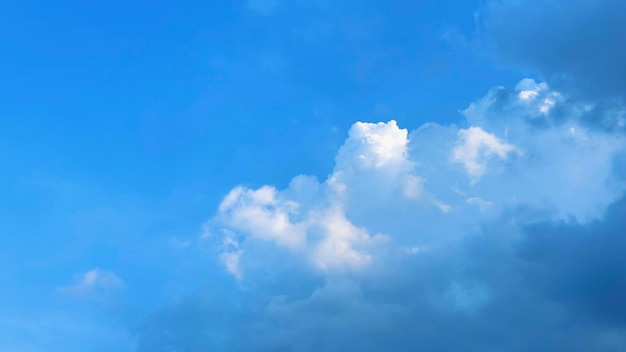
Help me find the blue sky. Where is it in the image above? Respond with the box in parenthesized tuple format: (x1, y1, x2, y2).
(2, 0, 626, 351)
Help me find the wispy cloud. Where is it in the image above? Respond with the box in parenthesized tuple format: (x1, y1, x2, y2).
(57, 268, 124, 298)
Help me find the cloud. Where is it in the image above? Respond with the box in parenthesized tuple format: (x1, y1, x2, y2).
(452, 126, 519, 183)
(480, 0, 626, 101)
(212, 121, 413, 276)
(137, 79, 626, 351)
(516, 197, 626, 325)
(58, 268, 124, 298)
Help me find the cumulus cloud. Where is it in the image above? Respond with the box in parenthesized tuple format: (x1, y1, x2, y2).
(452, 126, 519, 183)
(213, 121, 416, 276)
(138, 79, 626, 351)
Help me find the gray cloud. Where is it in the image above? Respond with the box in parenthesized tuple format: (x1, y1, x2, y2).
(517, 197, 626, 326)
(136, 203, 626, 351)
(481, 0, 626, 101)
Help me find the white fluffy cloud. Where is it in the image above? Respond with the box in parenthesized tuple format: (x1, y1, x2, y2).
(138, 79, 626, 351)
(213, 121, 412, 276)
(208, 79, 626, 281)
(452, 126, 519, 183)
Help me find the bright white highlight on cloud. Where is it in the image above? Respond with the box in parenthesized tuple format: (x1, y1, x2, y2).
(515, 78, 562, 115)
(517, 78, 547, 101)
(213, 120, 421, 277)
(219, 186, 307, 250)
(452, 126, 518, 183)
(207, 79, 626, 280)
(337, 120, 409, 169)
(216, 181, 387, 277)
(139, 78, 626, 351)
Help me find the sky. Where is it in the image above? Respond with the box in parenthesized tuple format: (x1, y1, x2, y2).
(2, 0, 626, 350)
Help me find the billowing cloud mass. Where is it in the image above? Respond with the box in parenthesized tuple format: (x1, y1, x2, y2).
(137, 79, 626, 351)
